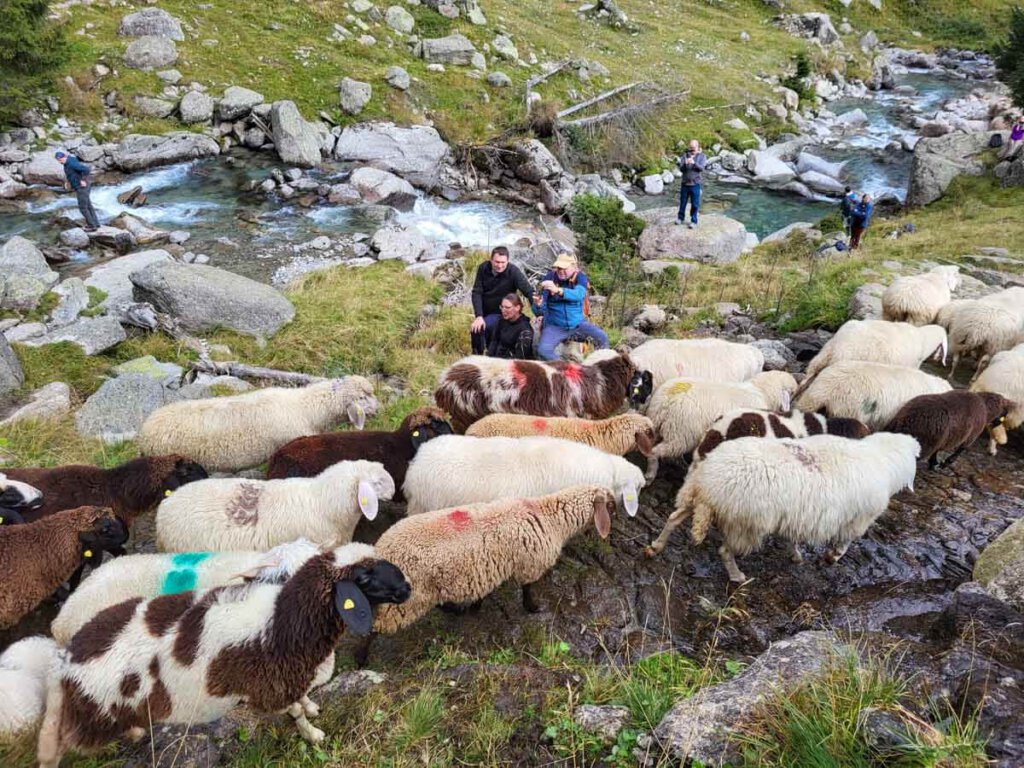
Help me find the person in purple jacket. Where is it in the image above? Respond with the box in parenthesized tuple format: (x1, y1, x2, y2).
(675, 139, 707, 229)
(1003, 117, 1024, 160)
(55, 150, 100, 231)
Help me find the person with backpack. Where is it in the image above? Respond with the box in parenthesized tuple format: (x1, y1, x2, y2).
(55, 150, 101, 231)
(849, 193, 873, 250)
(531, 253, 609, 361)
(840, 187, 858, 237)
(675, 139, 707, 229)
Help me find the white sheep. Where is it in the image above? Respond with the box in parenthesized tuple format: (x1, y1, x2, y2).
(970, 343, 1024, 455)
(801, 320, 947, 384)
(155, 461, 393, 553)
(51, 539, 322, 645)
(794, 360, 952, 430)
(0, 636, 58, 736)
(137, 377, 379, 472)
(941, 301, 1023, 381)
(881, 265, 960, 325)
(980, 286, 1024, 321)
(645, 433, 920, 582)
(644, 371, 798, 481)
(402, 435, 645, 516)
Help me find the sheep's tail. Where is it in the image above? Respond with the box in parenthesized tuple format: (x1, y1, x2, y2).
(691, 501, 714, 545)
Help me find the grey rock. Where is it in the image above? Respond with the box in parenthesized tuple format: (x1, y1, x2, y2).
(538, 177, 574, 214)
(112, 354, 183, 382)
(421, 33, 477, 65)
(50, 278, 90, 327)
(385, 5, 415, 33)
(859, 30, 879, 52)
(179, 91, 214, 123)
(75, 374, 175, 443)
(23, 316, 126, 355)
(0, 178, 28, 199)
(176, 375, 252, 400)
(848, 282, 885, 320)
(318, 670, 386, 702)
(371, 224, 430, 262)
(3, 322, 46, 343)
(638, 209, 748, 265)
(0, 335, 24, 394)
(631, 304, 667, 332)
(110, 132, 220, 172)
(60, 228, 91, 249)
(974, 518, 1024, 612)
(21, 152, 67, 186)
(349, 167, 417, 209)
(655, 632, 851, 765)
(109, 212, 169, 246)
(795, 151, 845, 179)
(157, 69, 182, 84)
(834, 108, 869, 127)
(118, 8, 184, 40)
(762, 221, 816, 245)
(800, 170, 846, 196)
(746, 151, 796, 184)
(487, 71, 512, 87)
(130, 262, 295, 337)
(642, 173, 664, 195)
(84, 249, 173, 311)
(513, 139, 562, 183)
(908, 131, 1000, 207)
(124, 35, 178, 71)
(491, 34, 518, 62)
(218, 86, 264, 121)
(271, 100, 321, 168)
(750, 339, 795, 371)
(168, 231, 191, 245)
(0, 148, 30, 163)
(327, 182, 361, 204)
(0, 382, 71, 425)
(999, 155, 1024, 188)
(574, 704, 631, 743)
(339, 78, 372, 115)
(133, 96, 177, 119)
(0, 236, 59, 310)
(0, 275, 55, 311)
(333, 122, 451, 188)
(385, 66, 411, 90)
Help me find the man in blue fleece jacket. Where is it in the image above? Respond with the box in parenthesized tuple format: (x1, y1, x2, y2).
(55, 150, 100, 231)
(531, 253, 609, 361)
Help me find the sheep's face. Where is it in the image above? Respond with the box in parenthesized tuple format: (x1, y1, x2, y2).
(333, 559, 411, 634)
(78, 515, 129, 564)
(409, 418, 454, 453)
(0, 509, 26, 526)
(0, 474, 43, 512)
(163, 458, 209, 494)
(982, 394, 1013, 446)
(628, 370, 654, 408)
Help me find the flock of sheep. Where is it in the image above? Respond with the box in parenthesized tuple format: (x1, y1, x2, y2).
(1, 264, 1022, 766)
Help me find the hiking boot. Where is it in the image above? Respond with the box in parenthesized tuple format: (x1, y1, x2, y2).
(687, 221, 695, 229)
(674, 218, 683, 226)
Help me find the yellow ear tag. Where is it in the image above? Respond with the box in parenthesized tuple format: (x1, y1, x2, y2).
(84, 549, 93, 558)
(165, 490, 173, 497)
(343, 598, 355, 610)
(0, 517, 4, 525)
(412, 431, 420, 437)
(360, 496, 369, 505)
(633, 387, 640, 393)
(1000, 416, 1006, 422)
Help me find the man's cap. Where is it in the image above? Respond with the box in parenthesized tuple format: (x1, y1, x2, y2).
(552, 253, 577, 269)
(54, 150, 67, 159)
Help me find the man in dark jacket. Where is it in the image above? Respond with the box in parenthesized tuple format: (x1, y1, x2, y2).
(675, 139, 707, 229)
(470, 246, 533, 354)
(55, 150, 100, 231)
(849, 193, 873, 250)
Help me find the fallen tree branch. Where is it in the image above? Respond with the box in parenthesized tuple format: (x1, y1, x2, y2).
(188, 358, 326, 386)
(559, 90, 690, 129)
(556, 82, 649, 119)
(525, 59, 573, 114)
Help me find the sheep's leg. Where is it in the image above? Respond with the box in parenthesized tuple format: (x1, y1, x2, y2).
(719, 544, 746, 583)
(927, 452, 940, 471)
(300, 695, 320, 719)
(287, 702, 325, 744)
(644, 503, 692, 557)
(352, 634, 375, 669)
(970, 354, 991, 384)
(644, 455, 660, 484)
(522, 582, 542, 613)
(939, 445, 968, 469)
(825, 542, 851, 563)
(126, 726, 147, 743)
(988, 435, 999, 456)
(65, 563, 87, 592)
(37, 671, 66, 768)
(948, 353, 960, 380)
(789, 541, 804, 564)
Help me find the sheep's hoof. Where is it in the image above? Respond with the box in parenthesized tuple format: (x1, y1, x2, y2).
(302, 699, 320, 719)
(790, 551, 804, 564)
(127, 727, 146, 743)
(643, 545, 659, 559)
(303, 726, 326, 744)
(728, 574, 747, 586)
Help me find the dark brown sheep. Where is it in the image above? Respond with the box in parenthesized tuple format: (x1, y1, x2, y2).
(4, 455, 208, 524)
(884, 390, 1014, 470)
(0, 506, 128, 629)
(265, 407, 453, 501)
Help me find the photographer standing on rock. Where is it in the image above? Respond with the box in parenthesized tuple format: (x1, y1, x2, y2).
(675, 139, 707, 229)
(55, 150, 100, 232)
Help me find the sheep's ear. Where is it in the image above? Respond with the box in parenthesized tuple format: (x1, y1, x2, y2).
(334, 581, 373, 635)
(593, 496, 612, 539)
(634, 428, 654, 457)
(780, 390, 792, 413)
(621, 484, 639, 518)
(348, 402, 366, 430)
(357, 481, 378, 521)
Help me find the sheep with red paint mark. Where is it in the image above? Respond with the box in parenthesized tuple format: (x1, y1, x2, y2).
(433, 353, 636, 433)
(465, 412, 656, 456)
(35, 545, 411, 766)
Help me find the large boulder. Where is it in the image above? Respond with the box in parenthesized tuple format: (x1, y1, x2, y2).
(339, 78, 372, 115)
(795, 151, 845, 179)
(50, 277, 89, 327)
(118, 8, 184, 40)
(0, 382, 71, 425)
(800, 170, 846, 196)
(371, 224, 430, 262)
(22, 316, 126, 355)
(349, 167, 417, 209)
(974, 519, 1024, 612)
(333, 123, 451, 188)
(21, 152, 67, 186)
(75, 374, 175, 443)
(512, 139, 562, 183)
(270, 100, 321, 168)
(0, 236, 59, 310)
(178, 91, 214, 124)
(848, 282, 886, 320)
(108, 213, 170, 245)
(907, 131, 1001, 207)
(218, 86, 264, 121)
(385, 5, 415, 33)
(638, 208, 748, 265)
(997, 155, 1024, 188)
(110, 133, 220, 172)
(124, 35, 178, 71)
(654, 632, 850, 765)
(130, 262, 295, 337)
(0, 335, 24, 394)
(421, 33, 477, 65)
(746, 151, 796, 185)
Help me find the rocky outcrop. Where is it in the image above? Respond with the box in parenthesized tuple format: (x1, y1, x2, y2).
(21, 152, 66, 186)
(130, 262, 295, 337)
(974, 519, 1024, 612)
(349, 167, 417, 209)
(511, 139, 562, 183)
(907, 131, 1002, 206)
(746, 151, 796, 185)
(333, 123, 452, 189)
(421, 33, 477, 65)
(50, 278, 89, 327)
(124, 35, 178, 70)
(75, 374, 175, 443)
(848, 282, 885, 320)
(110, 133, 220, 172)
(0, 236, 59, 311)
(0, 335, 24, 395)
(218, 86, 264, 121)
(0, 382, 71, 425)
(22, 316, 126, 355)
(371, 224, 431, 262)
(118, 8, 184, 40)
(638, 209, 748, 265)
(270, 100, 321, 167)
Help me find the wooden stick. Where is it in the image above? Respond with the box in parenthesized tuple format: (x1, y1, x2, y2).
(188, 358, 326, 386)
(560, 90, 690, 128)
(525, 59, 573, 113)
(556, 82, 649, 119)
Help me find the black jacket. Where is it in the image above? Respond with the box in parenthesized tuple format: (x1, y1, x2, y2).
(487, 315, 534, 359)
(471, 261, 533, 318)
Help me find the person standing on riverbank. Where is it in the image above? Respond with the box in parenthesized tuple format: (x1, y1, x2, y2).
(675, 139, 707, 229)
(470, 246, 534, 355)
(532, 253, 609, 361)
(1003, 117, 1024, 160)
(55, 150, 100, 231)
(840, 187, 858, 237)
(849, 193, 873, 250)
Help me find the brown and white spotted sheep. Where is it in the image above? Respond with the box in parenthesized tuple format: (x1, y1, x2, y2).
(434, 354, 636, 433)
(36, 549, 411, 767)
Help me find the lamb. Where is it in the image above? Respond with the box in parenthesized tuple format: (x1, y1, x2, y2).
(402, 435, 644, 516)
(884, 391, 1014, 470)
(693, 408, 870, 463)
(0, 506, 129, 629)
(970, 343, 1024, 455)
(794, 360, 952, 430)
(156, 460, 394, 553)
(266, 406, 452, 501)
(606, 339, 765, 407)
(644, 433, 920, 583)
(465, 412, 656, 457)
(881, 265, 961, 325)
(35, 547, 411, 766)
(137, 376, 379, 472)
(51, 538, 322, 645)
(934, 300, 1022, 381)
(4, 455, 207, 524)
(799, 320, 947, 389)
(0, 472, 43, 525)
(643, 371, 798, 481)
(359, 485, 618, 664)
(434, 353, 635, 433)
(0, 636, 59, 736)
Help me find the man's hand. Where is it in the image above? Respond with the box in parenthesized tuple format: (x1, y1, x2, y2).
(532, 292, 542, 306)
(540, 280, 557, 292)
(471, 316, 486, 334)
(64, 182, 70, 191)
(79, 180, 88, 188)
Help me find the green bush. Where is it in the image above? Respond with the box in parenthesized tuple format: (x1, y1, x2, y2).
(566, 193, 645, 294)
(780, 51, 812, 105)
(995, 6, 1024, 108)
(0, 0, 69, 126)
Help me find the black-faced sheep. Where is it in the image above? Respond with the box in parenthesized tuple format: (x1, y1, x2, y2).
(693, 408, 870, 463)
(0, 506, 129, 629)
(970, 343, 1024, 455)
(0, 472, 43, 525)
(644, 433, 920, 583)
(885, 390, 1015, 469)
(434, 353, 636, 433)
(881, 265, 961, 325)
(4, 455, 208, 524)
(137, 376, 379, 472)
(35, 547, 411, 766)
(465, 412, 656, 456)
(266, 406, 452, 502)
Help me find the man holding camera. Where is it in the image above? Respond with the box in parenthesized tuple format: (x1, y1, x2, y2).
(675, 139, 707, 229)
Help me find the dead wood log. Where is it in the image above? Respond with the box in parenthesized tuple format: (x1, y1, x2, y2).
(559, 90, 690, 129)
(187, 358, 326, 386)
(556, 82, 650, 119)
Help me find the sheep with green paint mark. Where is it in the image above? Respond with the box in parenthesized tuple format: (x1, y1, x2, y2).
(51, 539, 321, 645)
